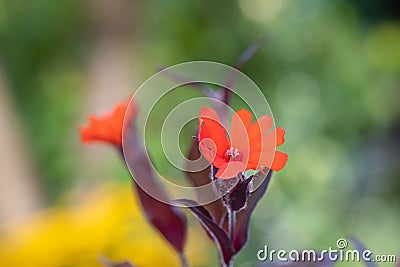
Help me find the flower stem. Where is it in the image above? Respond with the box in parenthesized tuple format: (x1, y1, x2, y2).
(180, 253, 189, 267)
(211, 164, 219, 195)
(228, 208, 236, 242)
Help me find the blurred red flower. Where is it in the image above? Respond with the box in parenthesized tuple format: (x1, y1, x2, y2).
(80, 100, 135, 146)
(198, 107, 287, 179)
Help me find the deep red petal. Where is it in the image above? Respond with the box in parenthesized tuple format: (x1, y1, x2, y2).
(247, 126, 286, 170)
(215, 161, 247, 179)
(229, 109, 252, 156)
(247, 143, 275, 170)
(198, 107, 230, 158)
(270, 151, 288, 171)
(247, 115, 273, 147)
(79, 101, 132, 146)
(248, 126, 286, 155)
(275, 127, 285, 147)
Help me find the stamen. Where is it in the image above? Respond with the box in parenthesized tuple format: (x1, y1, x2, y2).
(226, 147, 240, 160)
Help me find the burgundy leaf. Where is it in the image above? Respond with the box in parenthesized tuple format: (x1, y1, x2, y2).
(122, 124, 187, 253)
(175, 199, 235, 267)
(158, 66, 220, 100)
(233, 171, 273, 252)
(134, 185, 187, 253)
(234, 37, 270, 72)
(223, 176, 253, 212)
(349, 237, 377, 267)
(222, 36, 270, 105)
(185, 138, 226, 223)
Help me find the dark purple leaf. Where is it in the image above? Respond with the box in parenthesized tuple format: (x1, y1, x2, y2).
(222, 36, 270, 105)
(234, 37, 270, 71)
(134, 185, 187, 253)
(233, 171, 273, 252)
(185, 137, 226, 223)
(175, 198, 235, 267)
(223, 176, 252, 212)
(157, 66, 220, 100)
(349, 237, 377, 267)
(122, 124, 187, 253)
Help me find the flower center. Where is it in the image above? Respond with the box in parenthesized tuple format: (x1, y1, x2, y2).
(226, 147, 240, 161)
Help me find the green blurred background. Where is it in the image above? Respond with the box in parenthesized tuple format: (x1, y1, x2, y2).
(0, 0, 399, 266)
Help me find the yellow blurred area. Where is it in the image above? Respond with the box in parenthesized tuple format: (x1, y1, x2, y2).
(0, 183, 208, 267)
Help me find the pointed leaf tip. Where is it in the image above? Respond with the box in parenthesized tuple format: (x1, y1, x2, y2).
(175, 198, 235, 266)
(234, 171, 273, 252)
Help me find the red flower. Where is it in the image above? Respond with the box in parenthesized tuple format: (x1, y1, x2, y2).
(198, 107, 288, 179)
(80, 100, 135, 146)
